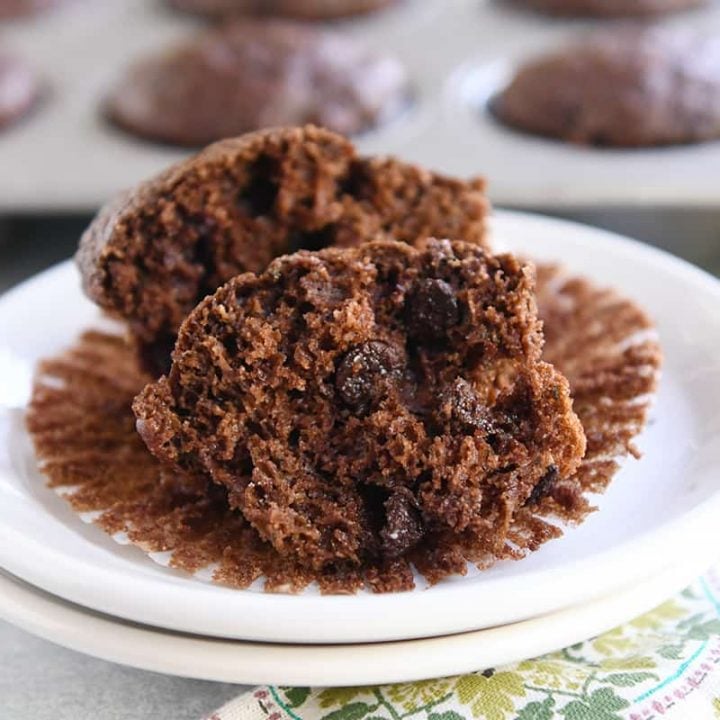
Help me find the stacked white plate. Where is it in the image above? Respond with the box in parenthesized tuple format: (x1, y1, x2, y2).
(1, 213, 719, 686)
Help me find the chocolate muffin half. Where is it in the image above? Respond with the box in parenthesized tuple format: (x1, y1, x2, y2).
(166, 0, 396, 20)
(77, 126, 489, 374)
(29, 258, 660, 592)
(493, 28, 720, 147)
(133, 239, 586, 573)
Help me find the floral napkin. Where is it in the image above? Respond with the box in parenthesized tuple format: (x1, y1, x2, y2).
(205, 567, 720, 720)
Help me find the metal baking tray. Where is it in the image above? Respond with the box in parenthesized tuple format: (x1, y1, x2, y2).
(1, 0, 720, 212)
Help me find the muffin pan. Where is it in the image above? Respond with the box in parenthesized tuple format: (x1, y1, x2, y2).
(0, 0, 719, 211)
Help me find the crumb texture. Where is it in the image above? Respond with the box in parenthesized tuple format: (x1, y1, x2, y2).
(494, 27, 720, 147)
(27, 263, 660, 592)
(77, 126, 488, 373)
(133, 239, 585, 576)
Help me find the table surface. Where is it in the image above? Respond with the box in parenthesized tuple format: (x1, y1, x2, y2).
(1, 208, 719, 718)
(0, 621, 244, 720)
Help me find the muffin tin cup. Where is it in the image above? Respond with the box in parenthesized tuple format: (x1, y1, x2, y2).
(1, 0, 720, 211)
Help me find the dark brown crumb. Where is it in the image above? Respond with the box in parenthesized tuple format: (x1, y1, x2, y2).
(76, 125, 489, 374)
(26, 263, 661, 593)
(132, 240, 586, 573)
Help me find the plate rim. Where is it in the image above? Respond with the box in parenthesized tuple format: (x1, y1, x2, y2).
(1, 548, 717, 687)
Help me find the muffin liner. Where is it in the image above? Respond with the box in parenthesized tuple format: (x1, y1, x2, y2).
(26, 264, 661, 593)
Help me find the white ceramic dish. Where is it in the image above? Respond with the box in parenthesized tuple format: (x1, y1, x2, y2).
(1, 550, 716, 687)
(1, 211, 719, 644)
(1, 0, 720, 211)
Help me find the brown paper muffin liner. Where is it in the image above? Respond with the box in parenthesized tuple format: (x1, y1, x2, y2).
(26, 264, 662, 593)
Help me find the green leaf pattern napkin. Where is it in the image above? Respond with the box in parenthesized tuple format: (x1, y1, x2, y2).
(205, 568, 720, 720)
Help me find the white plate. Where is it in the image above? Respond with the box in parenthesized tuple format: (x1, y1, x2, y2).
(1, 0, 720, 211)
(1, 549, 716, 687)
(1, 211, 719, 645)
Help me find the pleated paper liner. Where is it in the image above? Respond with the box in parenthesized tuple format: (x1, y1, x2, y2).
(26, 264, 661, 594)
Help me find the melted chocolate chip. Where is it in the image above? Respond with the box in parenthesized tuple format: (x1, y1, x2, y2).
(437, 378, 494, 434)
(406, 278, 459, 340)
(380, 491, 424, 558)
(335, 341, 402, 410)
(525, 464, 559, 506)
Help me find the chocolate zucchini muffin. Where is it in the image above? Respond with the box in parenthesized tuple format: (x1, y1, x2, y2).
(514, 0, 706, 17)
(77, 126, 489, 373)
(29, 259, 660, 592)
(493, 28, 720, 147)
(133, 239, 586, 572)
(167, 0, 396, 20)
(106, 20, 410, 146)
(0, 53, 39, 129)
(0, 0, 60, 18)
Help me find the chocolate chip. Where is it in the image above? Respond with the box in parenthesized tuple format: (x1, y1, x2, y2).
(406, 278, 459, 340)
(436, 378, 493, 434)
(481, 668, 495, 678)
(380, 491, 424, 559)
(525, 464, 559, 506)
(335, 341, 402, 410)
